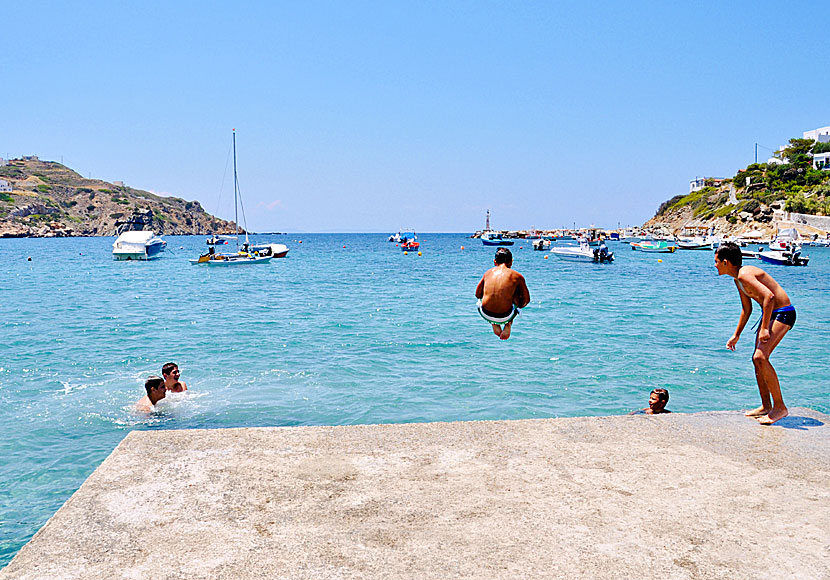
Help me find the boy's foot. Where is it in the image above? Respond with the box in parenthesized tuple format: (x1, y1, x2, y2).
(499, 322, 512, 340)
(744, 406, 770, 417)
(758, 407, 788, 425)
(491, 324, 503, 338)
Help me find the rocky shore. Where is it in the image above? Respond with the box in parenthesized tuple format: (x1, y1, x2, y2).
(0, 158, 233, 238)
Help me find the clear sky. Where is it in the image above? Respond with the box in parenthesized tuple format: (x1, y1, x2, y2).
(2, 1, 827, 232)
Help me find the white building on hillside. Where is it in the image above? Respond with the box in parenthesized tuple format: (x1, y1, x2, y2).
(689, 177, 727, 193)
(804, 126, 830, 143)
(813, 152, 830, 170)
(0, 158, 7, 167)
(0, 179, 12, 193)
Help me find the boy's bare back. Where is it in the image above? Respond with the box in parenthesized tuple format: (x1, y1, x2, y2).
(476, 264, 530, 314)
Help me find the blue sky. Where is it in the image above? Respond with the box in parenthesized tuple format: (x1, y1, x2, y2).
(2, 1, 827, 232)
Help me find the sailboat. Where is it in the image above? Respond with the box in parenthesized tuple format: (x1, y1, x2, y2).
(190, 129, 274, 266)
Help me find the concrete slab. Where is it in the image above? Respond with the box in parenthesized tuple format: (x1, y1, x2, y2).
(3, 409, 829, 580)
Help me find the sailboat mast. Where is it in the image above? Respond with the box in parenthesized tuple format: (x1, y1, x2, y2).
(232, 129, 239, 251)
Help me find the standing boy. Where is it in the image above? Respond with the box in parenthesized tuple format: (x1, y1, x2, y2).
(162, 362, 188, 392)
(715, 242, 795, 425)
(475, 248, 531, 340)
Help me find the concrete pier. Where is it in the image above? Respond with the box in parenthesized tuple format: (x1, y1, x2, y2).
(3, 409, 829, 579)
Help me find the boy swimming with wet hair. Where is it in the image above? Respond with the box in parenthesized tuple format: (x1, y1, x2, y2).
(162, 362, 188, 392)
(715, 242, 795, 425)
(630, 388, 671, 414)
(475, 248, 530, 340)
(135, 376, 166, 412)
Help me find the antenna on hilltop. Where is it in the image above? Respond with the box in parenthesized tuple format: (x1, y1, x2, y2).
(485, 209, 490, 231)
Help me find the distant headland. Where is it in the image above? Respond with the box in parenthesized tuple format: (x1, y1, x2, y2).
(645, 128, 830, 238)
(0, 157, 233, 238)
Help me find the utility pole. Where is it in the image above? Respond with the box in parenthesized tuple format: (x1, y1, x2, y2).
(755, 143, 758, 164)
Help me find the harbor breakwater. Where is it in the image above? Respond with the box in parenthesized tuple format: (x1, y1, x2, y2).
(2, 410, 829, 579)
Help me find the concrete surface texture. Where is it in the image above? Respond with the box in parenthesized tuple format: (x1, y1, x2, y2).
(2, 409, 829, 580)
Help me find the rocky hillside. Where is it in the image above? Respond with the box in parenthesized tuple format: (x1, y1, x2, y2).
(644, 138, 830, 236)
(0, 158, 234, 237)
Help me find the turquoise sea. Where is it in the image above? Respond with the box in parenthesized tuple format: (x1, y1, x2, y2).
(1, 233, 828, 565)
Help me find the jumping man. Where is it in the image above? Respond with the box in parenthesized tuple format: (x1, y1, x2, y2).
(475, 248, 530, 340)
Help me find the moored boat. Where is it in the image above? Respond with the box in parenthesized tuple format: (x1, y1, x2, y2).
(191, 130, 274, 266)
(550, 241, 614, 263)
(481, 231, 514, 246)
(112, 230, 166, 260)
(630, 240, 677, 253)
(676, 237, 713, 250)
(757, 247, 809, 266)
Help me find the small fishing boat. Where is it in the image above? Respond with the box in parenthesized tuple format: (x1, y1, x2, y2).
(550, 241, 614, 263)
(676, 237, 713, 250)
(532, 238, 551, 251)
(481, 231, 514, 246)
(479, 209, 514, 246)
(631, 240, 677, 253)
(112, 230, 166, 260)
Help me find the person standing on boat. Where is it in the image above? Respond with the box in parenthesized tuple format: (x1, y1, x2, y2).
(162, 362, 188, 392)
(475, 248, 530, 340)
(715, 242, 795, 425)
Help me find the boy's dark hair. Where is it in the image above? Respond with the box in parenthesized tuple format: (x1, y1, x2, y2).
(145, 376, 165, 395)
(651, 388, 669, 403)
(161, 362, 178, 377)
(715, 242, 742, 267)
(494, 247, 513, 264)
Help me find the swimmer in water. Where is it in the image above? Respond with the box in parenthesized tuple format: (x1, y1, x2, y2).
(135, 376, 166, 412)
(630, 388, 671, 415)
(162, 362, 188, 392)
(475, 248, 530, 340)
(715, 242, 794, 425)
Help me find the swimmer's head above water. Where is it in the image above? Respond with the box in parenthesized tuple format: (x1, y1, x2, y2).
(649, 388, 670, 413)
(145, 376, 164, 395)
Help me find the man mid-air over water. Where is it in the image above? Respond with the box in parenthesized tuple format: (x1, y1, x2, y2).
(475, 248, 530, 340)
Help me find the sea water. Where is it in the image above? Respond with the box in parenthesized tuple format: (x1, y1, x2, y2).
(1, 233, 828, 564)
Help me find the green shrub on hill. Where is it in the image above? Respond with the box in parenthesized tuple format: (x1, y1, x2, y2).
(814, 142, 830, 154)
(0, 193, 14, 203)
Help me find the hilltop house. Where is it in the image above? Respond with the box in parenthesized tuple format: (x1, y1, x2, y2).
(804, 126, 830, 143)
(689, 177, 727, 193)
(769, 125, 830, 166)
(0, 158, 8, 167)
(0, 179, 12, 193)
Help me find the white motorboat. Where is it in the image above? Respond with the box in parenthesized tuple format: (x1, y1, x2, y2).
(676, 237, 713, 250)
(550, 242, 614, 263)
(532, 238, 551, 251)
(112, 230, 166, 260)
(250, 243, 289, 258)
(757, 248, 809, 266)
